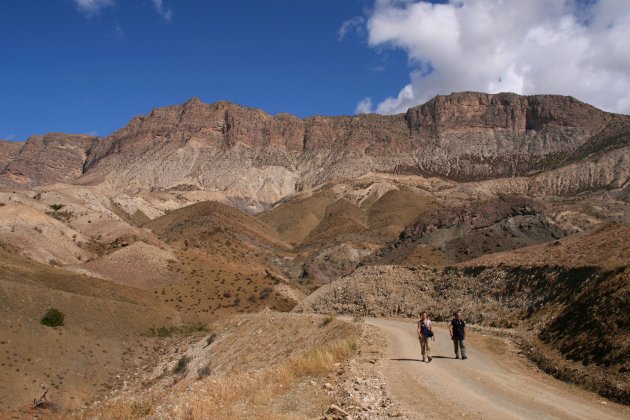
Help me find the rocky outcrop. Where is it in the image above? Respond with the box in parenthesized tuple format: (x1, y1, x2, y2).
(0, 140, 23, 172)
(366, 195, 566, 265)
(2, 93, 629, 205)
(0, 133, 98, 187)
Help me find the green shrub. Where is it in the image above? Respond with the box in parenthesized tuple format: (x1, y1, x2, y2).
(41, 308, 64, 327)
(49, 204, 65, 211)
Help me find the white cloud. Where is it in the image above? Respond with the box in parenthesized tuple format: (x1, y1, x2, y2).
(338, 16, 365, 40)
(73, 0, 115, 17)
(152, 0, 172, 21)
(355, 97, 374, 114)
(359, 0, 630, 115)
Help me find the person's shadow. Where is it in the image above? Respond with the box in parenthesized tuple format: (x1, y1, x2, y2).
(390, 356, 456, 362)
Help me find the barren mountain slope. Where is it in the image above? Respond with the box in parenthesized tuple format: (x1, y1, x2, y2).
(2, 93, 624, 207)
(258, 177, 455, 289)
(143, 202, 303, 322)
(0, 242, 179, 412)
(0, 187, 168, 268)
(0, 140, 23, 170)
(369, 195, 567, 266)
(462, 222, 630, 269)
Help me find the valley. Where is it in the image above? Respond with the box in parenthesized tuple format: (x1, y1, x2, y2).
(0, 92, 628, 418)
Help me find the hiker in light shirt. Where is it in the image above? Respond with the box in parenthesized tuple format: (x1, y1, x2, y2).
(417, 310, 434, 362)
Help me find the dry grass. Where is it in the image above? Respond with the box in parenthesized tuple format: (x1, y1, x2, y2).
(288, 337, 356, 377)
(83, 336, 357, 419)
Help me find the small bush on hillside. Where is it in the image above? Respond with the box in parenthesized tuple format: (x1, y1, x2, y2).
(320, 315, 336, 327)
(49, 204, 65, 211)
(46, 210, 74, 222)
(41, 308, 64, 327)
(205, 333, 217, 347)
(146, 323, 208, 338)
(260, 287, 273, 299)
(197, 364, 211, 379)
(173, 355, 191, 375)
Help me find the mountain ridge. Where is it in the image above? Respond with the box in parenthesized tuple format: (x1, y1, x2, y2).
(2, 92, 629, 209)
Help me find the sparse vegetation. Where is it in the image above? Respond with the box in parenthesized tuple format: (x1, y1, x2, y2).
(260, 287, 272, 299)
(197, 364, 211, 379)
(146, 323, 209, 338)
(129, 399, 153, 417)
(45, 203, 74, 222)
(40, 308, 64, 327)
(173, 355, 191, 375)
(320, 314, 336, 327)
(204, 333, 217, 347)
(289, 337, 356, 376)
(87, 330, 358, 419)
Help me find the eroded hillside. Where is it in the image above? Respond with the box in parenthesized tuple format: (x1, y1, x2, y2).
(0, 92, 628, 414)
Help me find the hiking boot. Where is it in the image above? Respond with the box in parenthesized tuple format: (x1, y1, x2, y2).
(428, 357, 432, 362)
(422, 358, 427, 363)
(462, 356, 467, 360)
(455, 355, 460, 359)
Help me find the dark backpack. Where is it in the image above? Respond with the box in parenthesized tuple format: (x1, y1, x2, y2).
(420, 320, 433, 337)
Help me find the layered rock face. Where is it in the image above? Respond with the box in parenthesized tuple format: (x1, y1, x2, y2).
(2, 93, 629, 205)
(1, 133, 97, 187)
(0, 140, 23, 171)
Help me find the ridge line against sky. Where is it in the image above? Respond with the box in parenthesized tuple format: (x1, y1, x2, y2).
(1, 0, 629, 141)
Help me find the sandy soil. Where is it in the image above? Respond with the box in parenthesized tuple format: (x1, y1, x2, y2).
(368, 318, 629, 420)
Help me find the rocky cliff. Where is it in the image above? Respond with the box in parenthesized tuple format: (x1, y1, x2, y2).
(2, 92, 628, 206)
(1, 133, 97, 187)
(0, 140, 23, 172)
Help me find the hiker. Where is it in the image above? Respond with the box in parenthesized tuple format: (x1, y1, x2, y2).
(450, 311, 467, 360)
(417, 311, 434, 362)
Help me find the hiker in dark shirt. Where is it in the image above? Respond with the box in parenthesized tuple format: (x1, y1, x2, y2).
(449, 311, 467, 360)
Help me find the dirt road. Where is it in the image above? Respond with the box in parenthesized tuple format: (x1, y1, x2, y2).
(367, 318, 629, 420)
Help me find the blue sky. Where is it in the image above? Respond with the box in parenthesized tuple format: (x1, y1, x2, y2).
(0, 0, 411, 140)
(1, 1, 628, 141)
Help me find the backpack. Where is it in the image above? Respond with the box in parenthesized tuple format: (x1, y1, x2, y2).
(420, 320, 433, 337)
